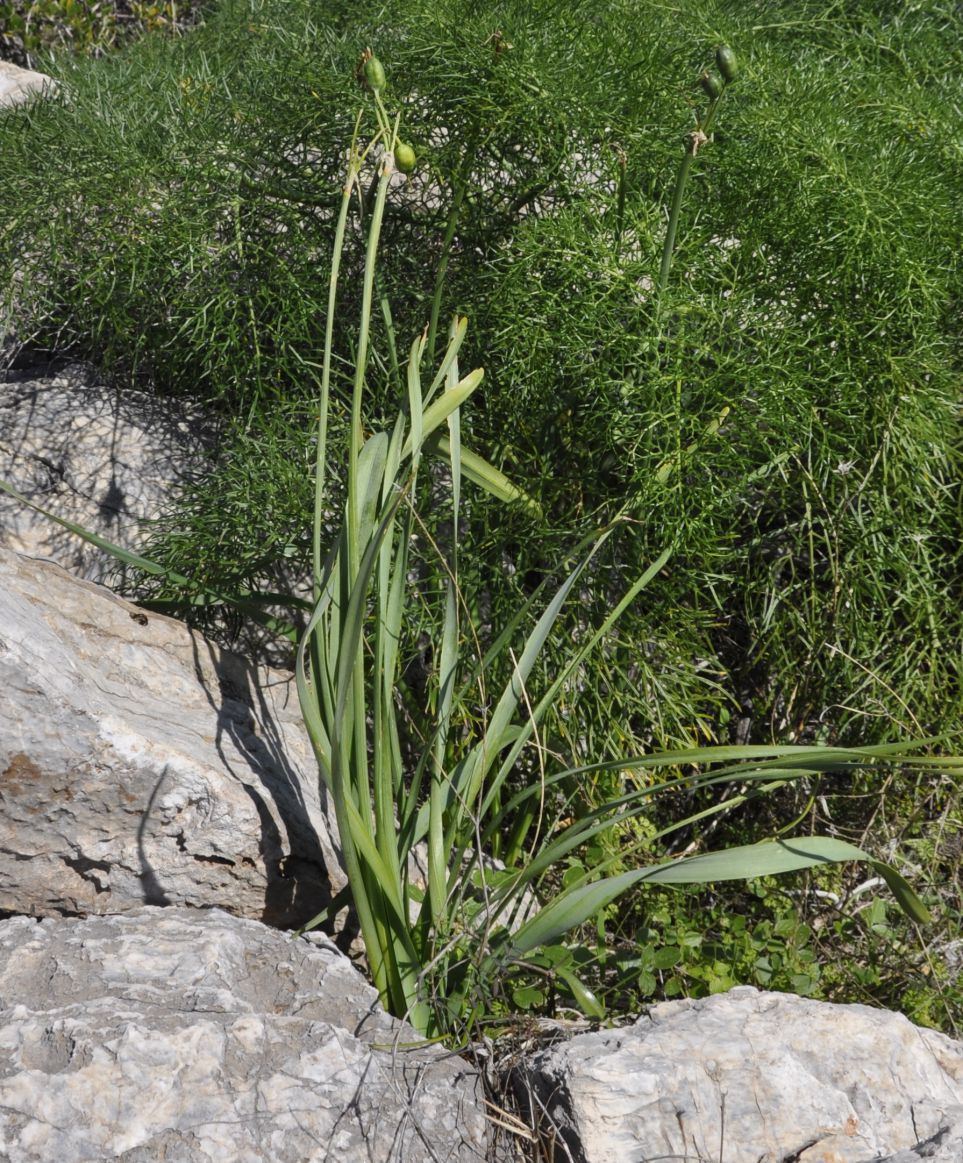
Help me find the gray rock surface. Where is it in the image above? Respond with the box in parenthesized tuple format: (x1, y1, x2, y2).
(0, 363, 210, 581)
(0, 545, 344, 927)
(0, 61, 57, 109)
(0, 907, 488, 1161)
(514, 986, 963, 1163)
(872, 1107, 963, 1162)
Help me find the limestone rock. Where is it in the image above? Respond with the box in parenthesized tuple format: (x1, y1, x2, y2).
(0, 363, 211, 581)
(0, 61, 57, 109)
(514, 986, 963, 1163)
(0, 545, 343, 927)
(873, 1108, 963, 1162)
(0, 908, 488, 1161)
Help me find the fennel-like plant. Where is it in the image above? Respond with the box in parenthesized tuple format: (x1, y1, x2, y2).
(2, 37, 958, 1041)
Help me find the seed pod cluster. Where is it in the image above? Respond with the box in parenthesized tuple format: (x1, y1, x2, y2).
(698, 46, 736, 109)
(355, 50, 416, 176)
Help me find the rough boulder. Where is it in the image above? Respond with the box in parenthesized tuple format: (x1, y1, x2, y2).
(0, 545, 342, 928)
(0, 908, 489, 1161)
(513, 986, 963, 1163)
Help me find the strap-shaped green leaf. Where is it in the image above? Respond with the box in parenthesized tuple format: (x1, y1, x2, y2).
(401, 368, 484, 461)
(423, 433, 541, 514)
(425, 315, 469, 404)
(506, 835, 930, 958)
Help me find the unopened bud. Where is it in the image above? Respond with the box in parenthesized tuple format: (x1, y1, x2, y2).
(363, 55, 386, 93)
(715, 45, 737, 83)
(394, 142, 416, 173)
(701, 71, 723, 100)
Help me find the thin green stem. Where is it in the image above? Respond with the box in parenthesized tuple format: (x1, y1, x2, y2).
(427, 126, 479, 365)
(313, 113, 362, 598)
(614, 145, 627, 254)
(427, 318, 463, 935)
(344, 162, 393, 961)
(230, 191, 263, 428)
(656, 94, 723, 308)
(657, 145, 695, 301)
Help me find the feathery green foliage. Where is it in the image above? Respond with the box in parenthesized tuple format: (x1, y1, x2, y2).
(2, 0, 957, 756)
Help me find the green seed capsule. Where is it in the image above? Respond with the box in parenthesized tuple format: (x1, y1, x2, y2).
(394, 142, 416, 174)
(701, 71, 723, 100)
(715, 45, 737, 83)
(363, 55, 386, 93)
